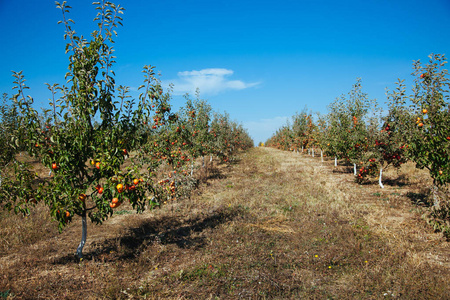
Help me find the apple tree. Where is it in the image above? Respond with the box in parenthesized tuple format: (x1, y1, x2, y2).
(1, 1, 173, 258)
(326, 79, 373, 174)
(180, 92, 213, 173)
(401, 54, 450, 235)
(290, 108, 314, 153)
(0, 93, 20, 171)
(356, 81, 408, 187)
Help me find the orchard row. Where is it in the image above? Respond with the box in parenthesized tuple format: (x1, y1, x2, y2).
(0, 1, 252, 258)
(266, 54, 450, 236)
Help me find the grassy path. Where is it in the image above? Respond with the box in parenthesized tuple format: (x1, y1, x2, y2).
(1, 147, 449, 299)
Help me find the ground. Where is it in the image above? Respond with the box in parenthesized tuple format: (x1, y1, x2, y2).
(1, 147, 449, 299)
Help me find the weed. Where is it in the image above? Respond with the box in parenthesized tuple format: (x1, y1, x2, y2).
(0, 290, 11, 299)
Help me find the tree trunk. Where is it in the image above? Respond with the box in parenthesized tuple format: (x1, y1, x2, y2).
(312, 148, 314, 157)
(431, 184, 440, 209)
(353, 163, 357, 176)
(321, 150, 323, 162)
(334, 157, 337, 167)
(76, 211, 87, 259)
(379, 167, 384, 188)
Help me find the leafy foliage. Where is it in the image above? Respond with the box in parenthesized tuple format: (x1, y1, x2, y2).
(0, 0, 254, 257)
(266, 57, 450, 236)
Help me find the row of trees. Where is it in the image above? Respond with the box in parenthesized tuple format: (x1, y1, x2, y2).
(0, 1, 252, 258)
(266, 54, 450, 236)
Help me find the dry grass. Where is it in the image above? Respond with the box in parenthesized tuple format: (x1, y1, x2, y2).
(1, 148, 449, 299)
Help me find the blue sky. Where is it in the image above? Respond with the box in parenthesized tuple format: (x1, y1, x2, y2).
(1, 0, 449, 144)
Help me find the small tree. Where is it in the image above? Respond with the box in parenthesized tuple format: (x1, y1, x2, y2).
(291, 108, 310, 152)
(0, 93, 20, 169)
(356, 82, 408, 187)
(180, 91, 213, 172)
(314, 113, 329, 162)
(402, 54, 450, 235)
(1, 1, 169, 258)
(325, 79, 373, 174)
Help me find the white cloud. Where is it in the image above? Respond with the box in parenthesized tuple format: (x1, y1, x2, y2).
(243, 116, 289, 145)
(163, 68, 260, 96)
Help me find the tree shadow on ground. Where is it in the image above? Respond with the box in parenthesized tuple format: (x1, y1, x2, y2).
(332, 167, 353, 174)
(229, 158, 241, 165)
(380, 174, 409, 187)
(358, 174, 409, 187)
(406, 191, 433, 207)
(191, 165, 227, 188)
(204, 165, 227, 181)
(53, 206, 242, 264)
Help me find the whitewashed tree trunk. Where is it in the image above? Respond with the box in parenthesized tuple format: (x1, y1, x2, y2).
(190, 162, 194, 176)
(334, 157, 337, 167)
(301, 146, 304, 152)
(210, 155, 213, 162)
(202, 156, 205, 168)
(353, 163, 357, 176)
(76, 212, 87, 258)
(379, 167, 384, 188)
(321, 150, 323, 162)
(307, 149, 310, 155)
(312, 148, 315, 157)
